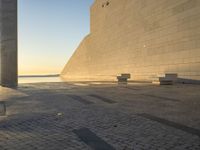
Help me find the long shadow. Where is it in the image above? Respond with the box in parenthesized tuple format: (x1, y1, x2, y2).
(177, 78, 200, 84)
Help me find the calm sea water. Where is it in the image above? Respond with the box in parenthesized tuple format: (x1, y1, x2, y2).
(18, 76, 63, 84)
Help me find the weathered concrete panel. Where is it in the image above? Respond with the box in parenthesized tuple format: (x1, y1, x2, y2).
(61, 0, 200, 82)
(0, 0, 18, 87)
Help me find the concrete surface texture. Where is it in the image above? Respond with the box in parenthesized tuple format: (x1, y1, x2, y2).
(61, 0, 200, 82)
(0, 0, 18, 87)
(0, 82, 200, 149)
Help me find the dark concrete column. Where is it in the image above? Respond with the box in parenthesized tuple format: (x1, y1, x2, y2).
(0, 0, 18, 87)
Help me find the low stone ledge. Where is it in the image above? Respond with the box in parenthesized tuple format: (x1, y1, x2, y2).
(152, 73, 178, 85)
(0, 101, 6, 116)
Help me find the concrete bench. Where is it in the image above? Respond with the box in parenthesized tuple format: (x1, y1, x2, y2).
(117, 74, 131, 84)
(152, 73, 178, 85)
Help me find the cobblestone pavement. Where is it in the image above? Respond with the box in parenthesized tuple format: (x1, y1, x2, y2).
(0, 82, 200, 150)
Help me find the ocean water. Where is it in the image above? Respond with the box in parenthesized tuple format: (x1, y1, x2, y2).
(18, 76, 63, 84)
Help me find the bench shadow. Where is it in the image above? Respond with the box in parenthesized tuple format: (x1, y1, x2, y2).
(177, 78, 200, 84)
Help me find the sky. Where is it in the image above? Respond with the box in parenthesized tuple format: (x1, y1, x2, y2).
(18, 0, 94, 75)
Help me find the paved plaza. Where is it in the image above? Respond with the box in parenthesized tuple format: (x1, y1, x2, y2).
(0, 82, 200, 150)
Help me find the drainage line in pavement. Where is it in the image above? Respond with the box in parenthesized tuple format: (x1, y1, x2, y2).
(141, 94, 180, 102)
(89, 94, 116, 104)
(68, 95, 93, 105)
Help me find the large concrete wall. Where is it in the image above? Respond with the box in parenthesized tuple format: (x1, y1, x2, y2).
(61, 0, 200, 82)
(0, 0, 18, 87)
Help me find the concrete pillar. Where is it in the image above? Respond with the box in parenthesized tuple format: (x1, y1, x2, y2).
(0, 0, 18, 88)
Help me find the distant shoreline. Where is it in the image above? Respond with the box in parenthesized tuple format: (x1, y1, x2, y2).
(18, 74, 60, 78)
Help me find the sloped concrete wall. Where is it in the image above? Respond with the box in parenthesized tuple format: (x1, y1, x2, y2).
(61, 0, 200, 82)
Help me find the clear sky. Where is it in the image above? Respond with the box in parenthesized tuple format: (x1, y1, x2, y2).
(18, 0, 94, 75)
